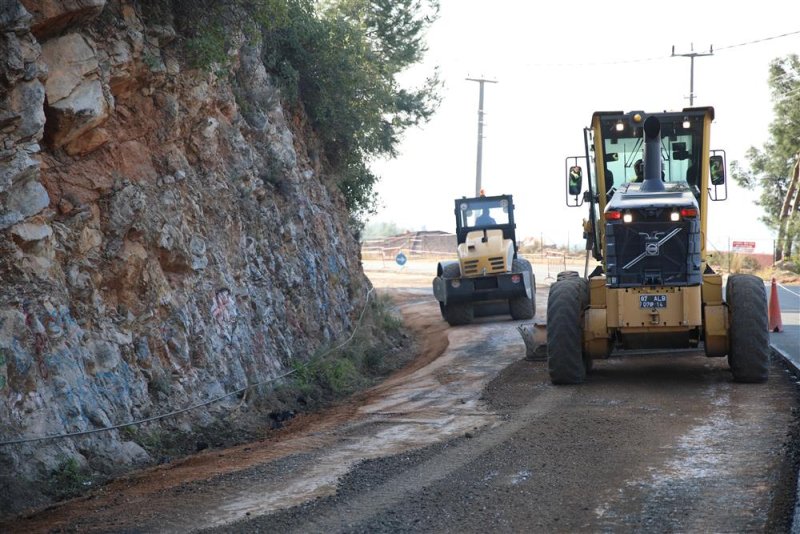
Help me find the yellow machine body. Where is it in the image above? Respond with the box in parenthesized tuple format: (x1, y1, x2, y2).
(576, 108, 729, 357)
(457, 229, 514, 278)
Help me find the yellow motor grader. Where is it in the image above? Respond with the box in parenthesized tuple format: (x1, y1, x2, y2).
(432, 193, 535, 326)
(551, 108, 769, 384)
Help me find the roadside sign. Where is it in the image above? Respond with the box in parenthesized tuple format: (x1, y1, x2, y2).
(732, 241, 756, 253)
(395, 252, 407, 266)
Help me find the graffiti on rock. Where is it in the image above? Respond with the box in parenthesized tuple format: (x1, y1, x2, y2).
(211, 288, 238, 341)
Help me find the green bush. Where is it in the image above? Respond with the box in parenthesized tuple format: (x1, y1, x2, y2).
(162, 0, 440, 219)
(49, 457, 92, 500)
(287, 292, 410, 403)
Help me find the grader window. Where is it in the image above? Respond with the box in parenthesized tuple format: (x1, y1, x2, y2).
(600, 115, 703, 189)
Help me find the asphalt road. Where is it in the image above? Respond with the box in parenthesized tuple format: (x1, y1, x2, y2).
(769, 284, 800, 372)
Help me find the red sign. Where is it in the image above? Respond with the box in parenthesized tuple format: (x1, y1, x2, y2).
(732, 241, 756, 253)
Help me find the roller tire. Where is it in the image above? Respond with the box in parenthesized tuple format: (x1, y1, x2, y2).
(509, 258, 536, 320)
(547, 277, 589, 385)
(726, 274, 770, 383)
(438, 263, 461, 319)
(443, 302, 474, 326)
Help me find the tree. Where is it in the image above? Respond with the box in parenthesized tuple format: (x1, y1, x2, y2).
(167, 0, 441, 220)
(260, 0, 441, 219)
(732, 54, 800, 259)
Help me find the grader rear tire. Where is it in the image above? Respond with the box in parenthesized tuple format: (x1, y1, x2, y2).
(726, 274, 770, 383)
(547, 277, 588, 384)
(556, 270, 580, 282)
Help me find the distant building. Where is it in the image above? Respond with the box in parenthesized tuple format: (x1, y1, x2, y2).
(361, 231, 457, 258)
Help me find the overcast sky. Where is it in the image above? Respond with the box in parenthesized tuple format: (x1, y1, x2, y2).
(368, 0, 800, 255)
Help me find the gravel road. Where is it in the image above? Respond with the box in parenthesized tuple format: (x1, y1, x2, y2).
(7, 272, 800, 533)
(218, 338, 800, 533)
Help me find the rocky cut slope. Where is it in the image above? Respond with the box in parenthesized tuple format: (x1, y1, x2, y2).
(0, 0, 373, 514)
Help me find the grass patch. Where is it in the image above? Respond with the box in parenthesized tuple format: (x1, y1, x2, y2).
(47, 457, 93, 500)
(286, 293, 410, 401)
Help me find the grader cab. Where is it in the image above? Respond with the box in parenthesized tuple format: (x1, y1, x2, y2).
(432, 193, 535, 326)
(550, 108, 770, 384)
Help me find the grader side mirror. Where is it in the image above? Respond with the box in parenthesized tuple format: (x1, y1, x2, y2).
(710, 155, 725, 186)
(708, 151, 728, 202)
(568, 166, 583, 196)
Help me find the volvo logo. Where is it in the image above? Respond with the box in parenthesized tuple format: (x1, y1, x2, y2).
(623, 227, 684, 270)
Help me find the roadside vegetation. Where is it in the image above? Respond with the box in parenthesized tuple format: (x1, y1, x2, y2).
(147, 0, 441, 222)
(732, 54, 800, 271)
(39, 293, 414, 493)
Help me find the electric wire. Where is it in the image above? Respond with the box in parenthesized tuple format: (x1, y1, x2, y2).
(0, 287, 376, 447)
(525, 29, 800, 68)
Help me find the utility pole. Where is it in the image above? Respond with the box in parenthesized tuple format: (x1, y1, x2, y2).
(671, 44, 713, 106)
(466, 77, 497, 196)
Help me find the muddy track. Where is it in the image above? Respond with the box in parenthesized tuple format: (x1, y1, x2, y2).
(6, 280, 800, 533)
(224, 351, 800, 533)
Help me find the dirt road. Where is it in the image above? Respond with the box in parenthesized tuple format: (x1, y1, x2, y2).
(7, 269, 800, 532)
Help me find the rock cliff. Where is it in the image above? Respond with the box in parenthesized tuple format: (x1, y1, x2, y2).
(0, 0, 374, 514)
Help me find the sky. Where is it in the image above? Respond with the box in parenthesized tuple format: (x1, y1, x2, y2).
(368, 0, 800, 255)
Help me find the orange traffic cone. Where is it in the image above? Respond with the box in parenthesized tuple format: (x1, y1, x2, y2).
(769, 278, 784, 333)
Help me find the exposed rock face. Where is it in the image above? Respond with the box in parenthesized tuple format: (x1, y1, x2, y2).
(20, 0, 106, 39)
(0, 0, 371, 515)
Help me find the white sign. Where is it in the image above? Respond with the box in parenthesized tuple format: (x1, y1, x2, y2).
(732, 241, 756, 253)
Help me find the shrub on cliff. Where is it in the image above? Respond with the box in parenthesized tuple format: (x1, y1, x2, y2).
(168, 0, 441, 220)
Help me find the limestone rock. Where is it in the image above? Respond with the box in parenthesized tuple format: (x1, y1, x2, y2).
(64, 126, 109, 156)
(0, 148, 39, 194)
(40, 33, 109, 147)
(117, 440, 150, 464)
(41, 33, 98, 103)
(20, 0, 106, 40)
(45, 78, 108, 147)
(1, 178, 50, 229)
(9, 80, 46, 142)
(0, 0, 32, 32)
(10, 221, 52, 241)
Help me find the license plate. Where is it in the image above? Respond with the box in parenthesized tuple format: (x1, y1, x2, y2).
(640, 294, 667, 308)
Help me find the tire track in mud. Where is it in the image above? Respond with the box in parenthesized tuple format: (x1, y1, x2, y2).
(267, 387, 574, 534)
(185, 297, 537, 531)
(9, 287, 544, 533)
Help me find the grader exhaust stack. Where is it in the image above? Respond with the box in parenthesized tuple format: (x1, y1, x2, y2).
(641, 116, 665, 192)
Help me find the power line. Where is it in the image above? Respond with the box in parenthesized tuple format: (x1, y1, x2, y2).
(715, 29, 800, 51)
(525, 29, 800, 68)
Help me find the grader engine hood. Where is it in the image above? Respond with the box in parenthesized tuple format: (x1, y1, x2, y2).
(458, 229, 514, 277)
